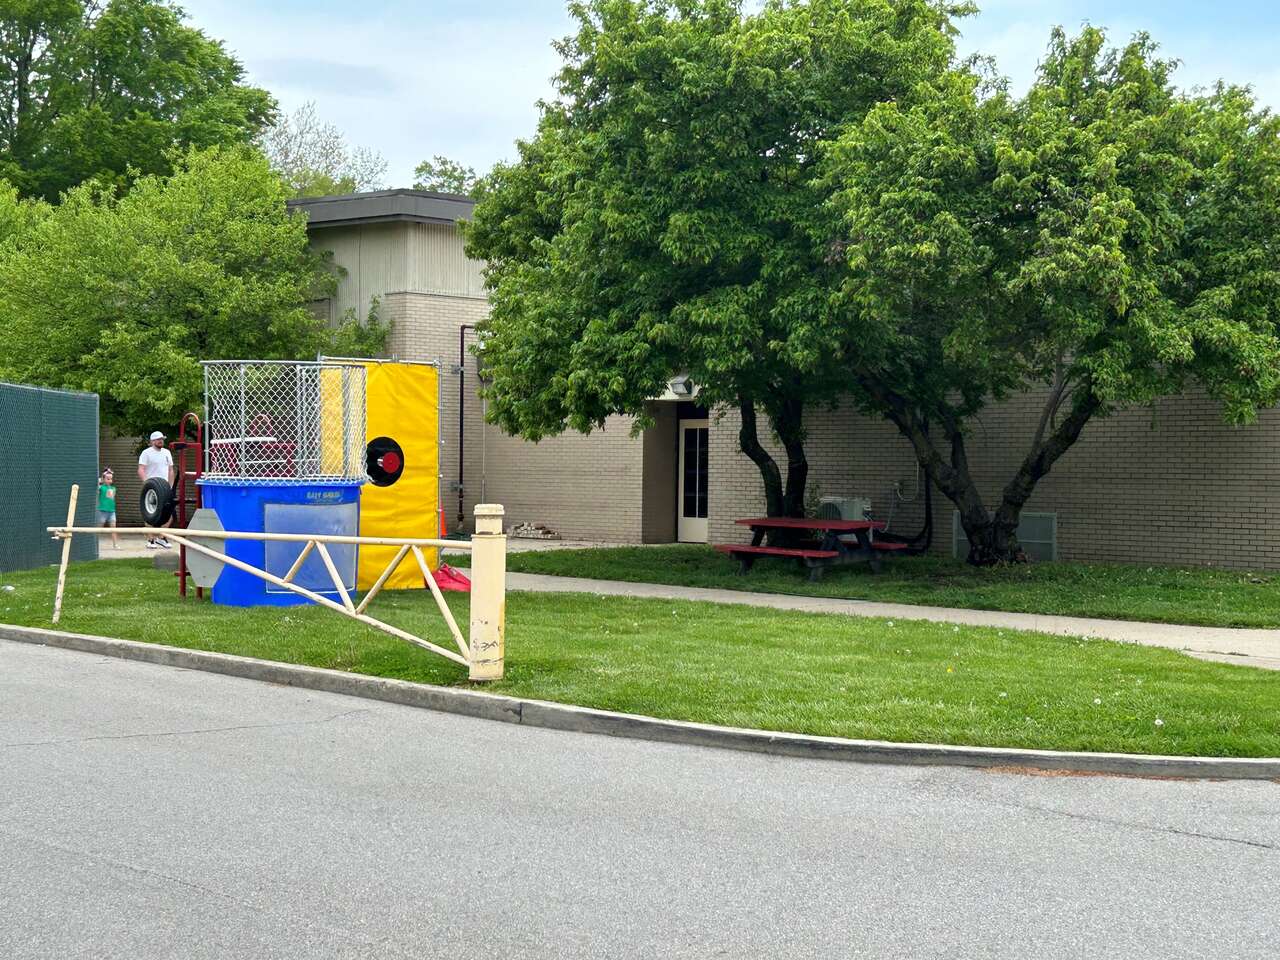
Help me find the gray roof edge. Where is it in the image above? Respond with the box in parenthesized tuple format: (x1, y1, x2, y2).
(288, 187, 474, 204)
(302, 213, 460, 230)
(288, 189, 476, 227)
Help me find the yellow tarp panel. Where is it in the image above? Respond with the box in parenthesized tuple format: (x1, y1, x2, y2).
(357, 362, 440, 589)
(318, 366, 346, 476)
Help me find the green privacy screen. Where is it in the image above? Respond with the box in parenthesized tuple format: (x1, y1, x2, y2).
(0, 382, 100, 573)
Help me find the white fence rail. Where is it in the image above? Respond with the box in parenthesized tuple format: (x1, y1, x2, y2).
(48, 486, 506, 681)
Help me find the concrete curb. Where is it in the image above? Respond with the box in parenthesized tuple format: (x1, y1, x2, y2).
(4, 623, 1279, 781)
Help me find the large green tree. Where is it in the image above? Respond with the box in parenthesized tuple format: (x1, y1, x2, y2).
(822, 27, 1280, 563)
(413, 154, 477, 195)
(259, 101, 387, 198)
(0, 147, 385, 432)
(0, 0, 273, 201)
(466, 0, 964, 519)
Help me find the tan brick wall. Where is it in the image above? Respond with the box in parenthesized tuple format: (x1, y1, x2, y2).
(99, 430, 144, 525)
(383, 291, 646, 541)
(469, 413, 645, 541)
(709, 391, 1280, 569)
(325, 220, 1280, 567)
(708, 406, 928, 547)
(961, 390, 1280, 569)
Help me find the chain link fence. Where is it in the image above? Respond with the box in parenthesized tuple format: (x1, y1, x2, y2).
(0, 382, 99, 574)
(201, 361, 367, 485)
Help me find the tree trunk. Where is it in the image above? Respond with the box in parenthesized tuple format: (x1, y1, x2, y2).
(933, 426, 1024, 566)
(738, 396, 784, 517)
(772, 395, 808, 519)
(861, 377, 1101, 567)
(960, 512, 1022, 566)
(951, 390, 1102, 564)
(738, 395, 808, 546)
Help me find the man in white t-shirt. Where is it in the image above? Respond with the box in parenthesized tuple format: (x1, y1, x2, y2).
(138, 430, 175, 548)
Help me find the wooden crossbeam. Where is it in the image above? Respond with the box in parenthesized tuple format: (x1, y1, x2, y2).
(282, 540, 315, 584)
(355, 543, 411, 615)
(166, 533, 468, 667)
(413, 545, 468, 659)
(314, 541, 355, 613)
(48, 526, 458, 550)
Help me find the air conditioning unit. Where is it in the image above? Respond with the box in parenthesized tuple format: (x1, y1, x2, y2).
(818, 496, 872, 521)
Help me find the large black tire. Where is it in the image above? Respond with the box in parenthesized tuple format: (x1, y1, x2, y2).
(140, 477, 174, 527)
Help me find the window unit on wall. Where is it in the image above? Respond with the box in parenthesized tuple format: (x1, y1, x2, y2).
(952, 511, 1058, 562)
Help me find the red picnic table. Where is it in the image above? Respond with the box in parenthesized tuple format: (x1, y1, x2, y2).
(713, 516, 906, 581)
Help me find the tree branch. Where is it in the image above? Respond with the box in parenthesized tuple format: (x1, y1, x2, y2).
(1032, 361, 1070, 453)
(855, 374, 987, 519)
(997, 386, 1101, 524)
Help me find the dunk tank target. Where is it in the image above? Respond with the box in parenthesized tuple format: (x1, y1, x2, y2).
(199, 360, 367, 607)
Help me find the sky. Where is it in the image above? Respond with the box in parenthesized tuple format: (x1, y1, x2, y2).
(183, 0, 1280, 189)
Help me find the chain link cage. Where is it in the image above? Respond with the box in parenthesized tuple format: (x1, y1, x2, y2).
(201, 361, 367, 485)
(0, 382, 99, 573)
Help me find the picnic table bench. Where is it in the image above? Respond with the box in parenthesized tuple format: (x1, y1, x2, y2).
(714, 516, 905, 581)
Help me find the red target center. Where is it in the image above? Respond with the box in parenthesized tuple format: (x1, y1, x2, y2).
(379, 451, 402, 473)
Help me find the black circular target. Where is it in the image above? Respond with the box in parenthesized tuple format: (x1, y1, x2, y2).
(366, 436, 405, 487)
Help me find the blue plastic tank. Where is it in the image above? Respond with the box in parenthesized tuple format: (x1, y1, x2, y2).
(198, 482, 362, 607)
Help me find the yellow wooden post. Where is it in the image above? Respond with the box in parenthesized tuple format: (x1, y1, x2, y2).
(468, 504, 506, 681)
(51, 484, 79, 625)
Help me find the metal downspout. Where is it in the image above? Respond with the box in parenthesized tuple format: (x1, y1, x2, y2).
(458, 324, 475, 529)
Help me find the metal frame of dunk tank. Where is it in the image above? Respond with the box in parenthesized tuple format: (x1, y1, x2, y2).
(320, 358, 450, 593)
(198, 360, 369, 608)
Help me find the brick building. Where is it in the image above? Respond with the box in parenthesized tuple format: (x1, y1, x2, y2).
(278, 189, 1279, 569)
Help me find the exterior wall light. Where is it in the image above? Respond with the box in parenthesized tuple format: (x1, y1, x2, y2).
(669, 375, 694, 397)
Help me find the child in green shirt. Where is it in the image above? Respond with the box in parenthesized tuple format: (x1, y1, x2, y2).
(97, 468, 119, 549)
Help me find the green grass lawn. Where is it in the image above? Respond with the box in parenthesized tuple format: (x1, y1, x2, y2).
(3, 558, 1278, 757)
(448, 544, 1280, 628)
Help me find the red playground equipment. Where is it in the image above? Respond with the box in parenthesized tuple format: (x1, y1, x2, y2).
(170, 412, 205, 598)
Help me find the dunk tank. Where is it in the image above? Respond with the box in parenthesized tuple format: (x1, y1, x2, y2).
(200, 360, 368, 606)
(194, 360, 445, 609)
(197, 359, 444, 607)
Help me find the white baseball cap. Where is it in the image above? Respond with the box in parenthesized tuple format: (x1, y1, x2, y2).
(149, 430, 165, 441)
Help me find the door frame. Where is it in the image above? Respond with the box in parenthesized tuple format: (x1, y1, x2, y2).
(677, 418, 709, 543)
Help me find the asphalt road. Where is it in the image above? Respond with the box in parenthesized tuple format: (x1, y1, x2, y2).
(2, 642, 1277, 960)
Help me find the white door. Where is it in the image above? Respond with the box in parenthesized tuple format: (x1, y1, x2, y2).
(678, 419, 709, 543)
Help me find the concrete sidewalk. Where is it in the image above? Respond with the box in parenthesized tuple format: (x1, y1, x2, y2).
(506, 572, 1280, 670)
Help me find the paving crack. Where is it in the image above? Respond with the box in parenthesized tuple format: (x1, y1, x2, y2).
(990, 797, 1277, 852)
(0, 708, 372, 750)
